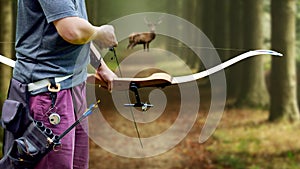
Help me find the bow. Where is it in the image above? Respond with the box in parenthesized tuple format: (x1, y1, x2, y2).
(88, 49, 283, 90)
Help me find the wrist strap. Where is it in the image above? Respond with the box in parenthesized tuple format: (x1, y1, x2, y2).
(90, 42, 102, 69)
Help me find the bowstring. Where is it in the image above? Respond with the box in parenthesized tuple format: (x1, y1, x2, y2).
(110, 47, 144, 149)
(164, 43, 249, 52)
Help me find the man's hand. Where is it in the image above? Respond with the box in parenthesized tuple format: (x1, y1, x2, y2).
(95, 59, 118, 92)
(93, 25, 118, 49)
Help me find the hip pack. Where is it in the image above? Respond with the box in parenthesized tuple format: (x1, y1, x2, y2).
(0, 78, 61, 169)
(0, 78, 98, 169)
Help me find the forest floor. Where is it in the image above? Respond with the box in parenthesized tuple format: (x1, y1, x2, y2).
(88, 85, 300, 169)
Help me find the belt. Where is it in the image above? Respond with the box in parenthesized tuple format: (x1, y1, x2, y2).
(28, 75, 73, 92)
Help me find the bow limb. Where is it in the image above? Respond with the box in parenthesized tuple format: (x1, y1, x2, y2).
(0, 54, 15, 67)
(172, 50, 282, 84)
(197, 49, 282, 144)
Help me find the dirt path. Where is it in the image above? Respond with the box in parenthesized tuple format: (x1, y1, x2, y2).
(87, 83, 215, 169)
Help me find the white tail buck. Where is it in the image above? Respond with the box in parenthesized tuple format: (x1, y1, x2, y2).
(127, 17, 162, 51)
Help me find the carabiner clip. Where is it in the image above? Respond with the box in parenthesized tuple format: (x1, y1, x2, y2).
(48, 83, 61, 92)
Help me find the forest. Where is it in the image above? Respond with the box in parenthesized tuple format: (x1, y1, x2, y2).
(0, 0, 300, 168)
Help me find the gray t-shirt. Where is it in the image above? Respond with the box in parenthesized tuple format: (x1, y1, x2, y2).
(13, 0, 90, 94)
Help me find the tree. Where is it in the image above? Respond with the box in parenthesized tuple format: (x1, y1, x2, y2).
(214, 0, 230, 60)
(227, 0, 244, 100)
(183, 0, 202, 71)
(269, 0, 300, 122)
(235, 0, 269, 108)
(201, 0, 216, 44)
(0, 0, 14, 156)
(0, 0, 13, 108)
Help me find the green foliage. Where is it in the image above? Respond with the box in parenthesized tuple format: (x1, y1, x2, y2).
(208, 109, 300, 169)
(216, 154, 246, 169)
(86, 0, 172, 25)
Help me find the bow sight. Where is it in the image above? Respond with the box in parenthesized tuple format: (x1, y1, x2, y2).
(110, 47, 154, 111)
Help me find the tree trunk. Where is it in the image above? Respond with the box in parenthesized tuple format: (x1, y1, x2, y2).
(201, 0, 216, 44)
(227, 0, 244, 100)
(235, 0, 269, 108)
(0, 0, 13, 156)
(0, 0, 13, 108)
(184, 0, 201, 71)
(214, 0, 230, 60)
(269, 0, 300, 122)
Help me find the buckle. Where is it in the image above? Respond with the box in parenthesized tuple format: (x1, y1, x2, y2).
(47, 83, 61, 92)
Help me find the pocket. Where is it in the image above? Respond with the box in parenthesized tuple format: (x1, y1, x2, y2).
(1, 99, 25, 134)
(8, 137, 38, 168)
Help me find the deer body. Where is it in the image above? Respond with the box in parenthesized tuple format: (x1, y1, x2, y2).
(127, 31, 156, 51)
(127, 17, 162, 51)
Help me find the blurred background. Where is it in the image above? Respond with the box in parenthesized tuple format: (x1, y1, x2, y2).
(1, 0, 300, 168)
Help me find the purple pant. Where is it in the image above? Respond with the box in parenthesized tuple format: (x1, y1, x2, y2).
(29, 83, 89, 169)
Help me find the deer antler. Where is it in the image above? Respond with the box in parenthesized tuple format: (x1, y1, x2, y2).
(144, 17, 153, 27)
(155, 16, 164, 25)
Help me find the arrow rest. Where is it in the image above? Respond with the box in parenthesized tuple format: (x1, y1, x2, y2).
(124, 82, 154, 111)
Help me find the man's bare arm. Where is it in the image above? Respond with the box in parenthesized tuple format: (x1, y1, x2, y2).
(53, 16, 117, 47)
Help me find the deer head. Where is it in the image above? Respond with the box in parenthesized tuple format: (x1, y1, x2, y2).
(144, 16, 163, 32)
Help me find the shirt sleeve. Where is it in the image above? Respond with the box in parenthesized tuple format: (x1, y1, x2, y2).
(38, 0, 79, 23)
